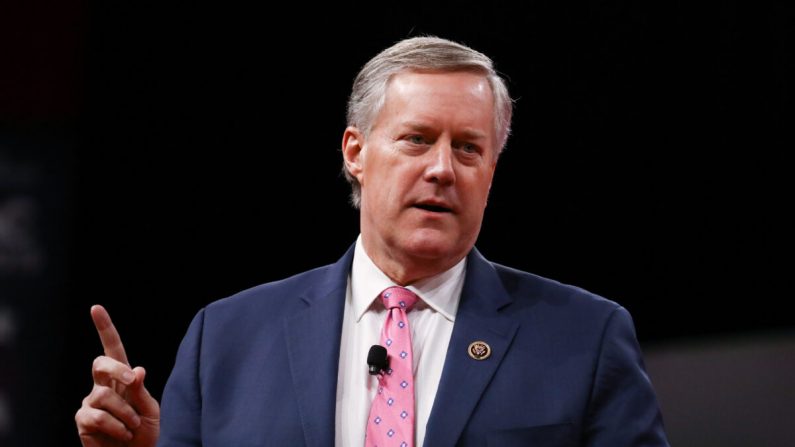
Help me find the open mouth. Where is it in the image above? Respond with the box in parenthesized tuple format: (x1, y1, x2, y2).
(414, 204, 453, 213)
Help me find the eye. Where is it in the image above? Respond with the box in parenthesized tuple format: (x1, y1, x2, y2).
(455, 142, 481, 155)
(462, 143, 478, 153)
(407, 135, 426, 145)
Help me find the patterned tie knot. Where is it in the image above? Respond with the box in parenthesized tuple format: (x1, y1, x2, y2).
(380, 286, 418, 312)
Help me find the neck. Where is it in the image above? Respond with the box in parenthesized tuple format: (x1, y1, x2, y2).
(361, 237, 463, 286)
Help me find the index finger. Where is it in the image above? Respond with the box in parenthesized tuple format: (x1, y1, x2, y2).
(90, 305, 130, 366)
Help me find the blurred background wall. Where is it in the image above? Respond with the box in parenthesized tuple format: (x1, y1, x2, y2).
(1, 1, 792, 445)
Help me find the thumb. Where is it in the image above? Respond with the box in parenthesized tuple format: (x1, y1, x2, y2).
(127, 366, 160, 419)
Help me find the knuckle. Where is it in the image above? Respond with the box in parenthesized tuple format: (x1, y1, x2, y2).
(90, 411, 105, 427)
(94, 386, 112, 400)
(78, 408, 98, 429)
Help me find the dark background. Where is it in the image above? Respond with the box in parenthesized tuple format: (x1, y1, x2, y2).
(1, 1, 792, 445)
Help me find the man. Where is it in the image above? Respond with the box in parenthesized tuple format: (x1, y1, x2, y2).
(76, 36, 669, 446)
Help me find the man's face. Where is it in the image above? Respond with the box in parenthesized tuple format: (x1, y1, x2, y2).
(343, 70, 498, 283)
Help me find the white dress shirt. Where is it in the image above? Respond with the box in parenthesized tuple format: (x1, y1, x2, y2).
(334, 236, 466, 447)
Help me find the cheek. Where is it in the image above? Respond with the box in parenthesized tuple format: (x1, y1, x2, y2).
(461, 180, 492, 220)
(380, 166, 417, 195)
(364, 172, 407, 213)
(465, 174, 493, 199)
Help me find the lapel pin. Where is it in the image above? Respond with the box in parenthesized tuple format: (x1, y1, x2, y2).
(468, 341, 491, 360)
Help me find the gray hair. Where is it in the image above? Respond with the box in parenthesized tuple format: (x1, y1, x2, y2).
(343, 36, 514, 208)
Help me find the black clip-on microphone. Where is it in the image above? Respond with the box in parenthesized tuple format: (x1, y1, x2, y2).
(367, 345, 389, 375)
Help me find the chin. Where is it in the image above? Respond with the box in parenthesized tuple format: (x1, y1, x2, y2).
(401, 231, 463, 261)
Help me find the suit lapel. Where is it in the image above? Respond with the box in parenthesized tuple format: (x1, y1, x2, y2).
(423, 248, 520, 447)
(284, 245, 354, 447)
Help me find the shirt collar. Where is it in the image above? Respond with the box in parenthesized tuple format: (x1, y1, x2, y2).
(351, 235, 465, 323)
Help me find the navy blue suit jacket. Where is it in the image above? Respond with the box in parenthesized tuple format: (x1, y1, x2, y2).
(158, 244, 668, 446)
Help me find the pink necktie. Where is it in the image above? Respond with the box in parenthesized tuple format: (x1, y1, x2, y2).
(365, 286, 419, 447)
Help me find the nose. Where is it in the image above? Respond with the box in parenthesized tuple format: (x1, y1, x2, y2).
(423, 143, 456, 186)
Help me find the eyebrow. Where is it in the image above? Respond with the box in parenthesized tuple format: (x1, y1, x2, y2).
(401, 121, 435, 134)
(400, 121, 488, 141)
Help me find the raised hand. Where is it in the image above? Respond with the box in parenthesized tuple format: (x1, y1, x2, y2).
(75, 305, 160, 447)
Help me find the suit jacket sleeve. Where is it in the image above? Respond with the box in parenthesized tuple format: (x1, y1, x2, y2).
(584, 306, 668, 446)
(157, 308, 205, 447)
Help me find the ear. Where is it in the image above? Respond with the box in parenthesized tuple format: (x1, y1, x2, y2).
(342, 126, 366, 183)
(487, 155, 498, 191)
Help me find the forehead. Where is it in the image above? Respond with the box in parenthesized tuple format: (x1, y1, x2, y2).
(385, 70, 493, 106)
(377, 70, 496, 135)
